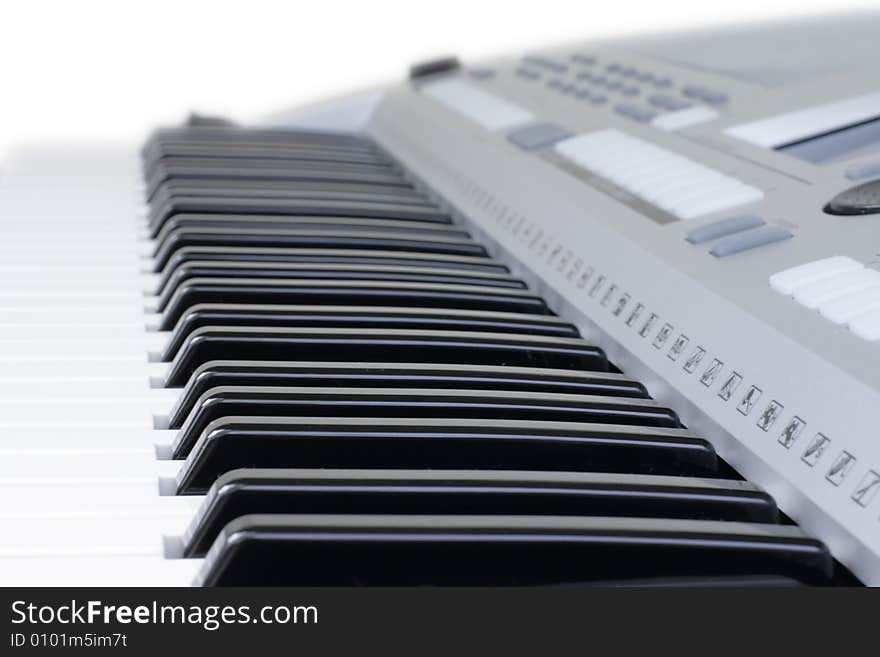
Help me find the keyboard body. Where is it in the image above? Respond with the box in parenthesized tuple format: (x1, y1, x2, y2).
(2, 11, 879, 585)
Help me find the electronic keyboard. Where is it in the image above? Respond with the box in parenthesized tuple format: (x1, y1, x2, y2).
(2, 11, 879, 586)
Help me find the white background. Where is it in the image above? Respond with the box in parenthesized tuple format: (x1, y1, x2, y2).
(0, 0, 876, 156)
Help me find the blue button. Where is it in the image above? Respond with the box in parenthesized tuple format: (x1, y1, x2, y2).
(621, 85, 640, 97)
(591, 94, 608, 105)
(686, 215, 766, 244)
(507, 122, 574, 151)
(709, 226, 792, 257)
(653, 77, 673, 88)
(845, 160, 880, 182)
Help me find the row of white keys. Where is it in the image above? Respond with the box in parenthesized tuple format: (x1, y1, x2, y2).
(0, 145, 199, 586)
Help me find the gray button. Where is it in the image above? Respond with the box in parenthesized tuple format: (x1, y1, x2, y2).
(648, 94, 692, 111)
(614, 103, 657, 122)
(686, 215, 766, 244)
(515, 67, 541, 80)
(709, 226, 792, 257)
(683, 85, 728, 104)
(572, 53, 596, 65)
(591, 94, 608, 105)
(469, 68, 496, 80)
(653, 77, 672, 87)
(605, 80, 623, 91)
(845, 160, 880, 182)
(621, 85, 640, 97)
(507, 122, 574, 151)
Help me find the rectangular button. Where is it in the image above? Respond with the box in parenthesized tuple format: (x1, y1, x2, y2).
(793, 268, 880, 309)
(818, 284, 880, 324)
(652, 106, 719, 131)
(848, 307, 880, 340)
(421, 79, 533, 131)
(709, 226, 792, 258)
(769, 256, 863, 295)
(686, 215, 765, 244)
(507, 122, 573, 151)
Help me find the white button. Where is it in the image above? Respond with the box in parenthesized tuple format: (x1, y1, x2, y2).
(553, 129, 762, 220)
(848, 307, 880, 340)
(818, 284, 880, 324)
(769, 256, 863, 295)
(792, 269, 880, 310)
(651, 106, 720, 131)
(421, 79, 533, 131)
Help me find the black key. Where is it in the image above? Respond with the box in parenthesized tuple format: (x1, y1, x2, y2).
(158, 280, 546, 330)
(151, 229, 488, 271)
(144, 144, 393, 170)
(192, 514, 832, 586)
(164, 327, 606, 386)
(160, 306, 577, 361)
(145, 127, 375, 151)
(150, 181, 429, 206)
(182, 469, 779, 556)
(145, 165, 409, 199)
(158, 247, 506, 275)
(168, 361, 645, 426)
(156, 264, 523, 310)
(149, 200, 451, 234)
(172, 387, 681, 456)
(153, 220, 466, 252)
(175, 417, 717, 492)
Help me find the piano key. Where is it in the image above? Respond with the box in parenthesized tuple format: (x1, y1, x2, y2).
(143, 145, 393, 170)
(171, 387, 682, 456)
(164, 327, 606, 386)
(145, 165, 411, 199)
(145, 126, 376, 150)
(160, 306, 577, 360)
(157, 247, 507, 276)
(182, 468, 779, 556)
(167, 361, 646, 426)
(152, 216, 464, 248)
(193, 514, 832, 586)
(148, 198, 452, 234)
(158, 280, 547, 330)
(155, 264, 524, 310)
(150, 180, 429, 206)
(151, 229, 488, 271)
(175, 417, 716, 492)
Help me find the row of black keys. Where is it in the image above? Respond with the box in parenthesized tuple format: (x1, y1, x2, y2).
(144, 125, 833, 585)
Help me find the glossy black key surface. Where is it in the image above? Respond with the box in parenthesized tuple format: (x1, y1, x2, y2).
(145, 164, 410, 199)
(172, 387, 681, 456)
(183, 469, 779, 556)
(175, 417, 716, 492)
(161, 305, 575, 361)
(148, 199, 451, 234)
(158, 280, 547, 330)
(164, 327, 606, 386)
(168, 361, 645, 426)
(151, 229, 488, 271)
(193, 514, 832, 586)
(158, 247, 506, 276)
(144, 145, 393, 170)
(153, 220, 466, 253)
(150, 181, 429, 207)
(156, 264, 523, 310)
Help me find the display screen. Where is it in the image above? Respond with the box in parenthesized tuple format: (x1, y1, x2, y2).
(776, 117, 880, 164)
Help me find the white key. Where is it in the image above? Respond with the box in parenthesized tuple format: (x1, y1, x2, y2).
(769, 256, 863, 295)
